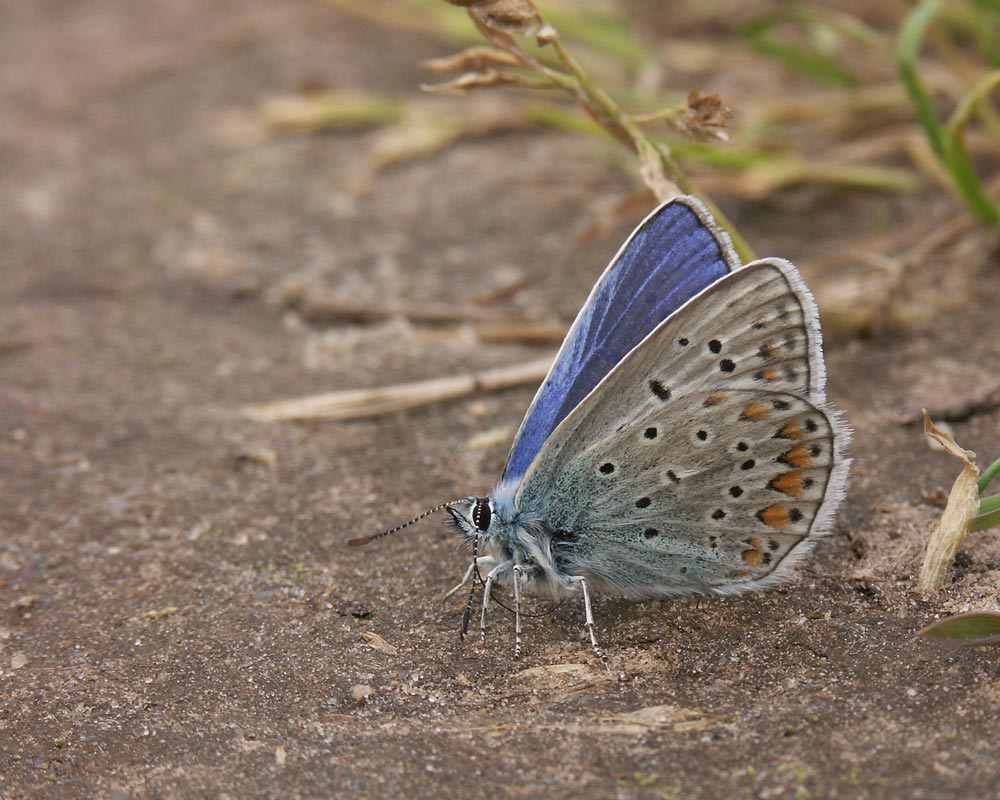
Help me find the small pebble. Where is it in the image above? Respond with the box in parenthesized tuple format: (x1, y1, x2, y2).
(350, 684, 373, 704)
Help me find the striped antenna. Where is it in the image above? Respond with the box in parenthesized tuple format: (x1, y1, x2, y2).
(348, 500, 465, 547)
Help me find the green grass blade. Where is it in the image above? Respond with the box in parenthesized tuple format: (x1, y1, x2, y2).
(895, 0, 946, 159)
(745, 16, 859, 87)
(966, 0, 1000, 67)
(977, 494, 1000, 514)
(978, 454, 1000, 494)
(665, 140, 772, 170)
(524, 104, 611, 138)
(970, 507, 1000, 533)
(545, 8, 653, 70)
(943, 71, 1000, 224)
(896, 2, 1000, 224)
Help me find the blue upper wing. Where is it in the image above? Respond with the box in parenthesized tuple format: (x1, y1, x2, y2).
(502, 196, 741, 481)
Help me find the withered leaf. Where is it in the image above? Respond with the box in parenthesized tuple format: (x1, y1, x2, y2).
(450, 0, 545, 55)
(916, 410, 980, 592)
(421, 46, 521, 74)
(451, 0, 543, 37)
(360, 631, 398, 656)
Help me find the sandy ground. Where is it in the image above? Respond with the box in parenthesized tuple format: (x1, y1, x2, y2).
(2, 2, 1000, 798)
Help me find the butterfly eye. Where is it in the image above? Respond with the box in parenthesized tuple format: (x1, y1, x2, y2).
(471, 498, 492, 532)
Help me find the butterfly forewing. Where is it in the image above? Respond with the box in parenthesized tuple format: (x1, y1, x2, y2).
(516, 259, 849, 597)
(502, 198, 740, 481)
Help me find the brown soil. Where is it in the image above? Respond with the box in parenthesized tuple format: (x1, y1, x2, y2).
(2, 2, 999, 799)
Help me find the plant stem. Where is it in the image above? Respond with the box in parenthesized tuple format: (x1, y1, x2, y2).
(542, 35, 756, 261)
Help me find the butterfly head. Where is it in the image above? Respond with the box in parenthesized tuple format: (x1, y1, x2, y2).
(444, 496, 495, 539)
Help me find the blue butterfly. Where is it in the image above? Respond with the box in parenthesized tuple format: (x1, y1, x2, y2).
(352, 196, 850, 657)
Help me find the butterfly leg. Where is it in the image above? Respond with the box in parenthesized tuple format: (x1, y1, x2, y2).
(568, 575, 604, 659)
(443, 555, 496, 601)
(444, 560, 476, 601)
(512, 564, 525, 659)
(479, 561, 508, 644)
(479, 571, 494, 643)
(444, 555, 497, 639)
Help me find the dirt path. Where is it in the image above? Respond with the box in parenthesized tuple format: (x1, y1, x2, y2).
(2, 2, 999, 798)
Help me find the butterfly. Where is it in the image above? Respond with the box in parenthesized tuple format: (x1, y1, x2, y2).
(351, 195, 850, 658)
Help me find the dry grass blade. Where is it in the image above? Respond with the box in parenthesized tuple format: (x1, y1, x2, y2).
(917, 410, 980, 592)
(475, 320, 566, 344)
(421, 69, 547, 94)
(240, 358, 552, 422)
(587, 704, 716, 735)
(421, 45, 521, 72)
(260, 91, 402, 132)
(294, 294, 516, 325)
(366, 103, 535, 174)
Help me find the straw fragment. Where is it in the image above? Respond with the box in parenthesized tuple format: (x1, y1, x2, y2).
(241, 357, 552, 422)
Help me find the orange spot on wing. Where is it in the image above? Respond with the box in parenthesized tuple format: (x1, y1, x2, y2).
(742, 549, 763, 566)
(776, 421, 805, 440)
(757, 504, 791, 529)
(704, 393, 728, 406)
(741, 401, 770, 421)
(769, 471, 804, 497)
(761, 368, 779, 381)
(780, 445, 813, 469)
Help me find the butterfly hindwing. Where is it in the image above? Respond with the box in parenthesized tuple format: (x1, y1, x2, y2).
(502, 197, 740, 481)
(515, 259, 850, 596)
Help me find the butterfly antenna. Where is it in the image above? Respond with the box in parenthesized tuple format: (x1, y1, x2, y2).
(347, 500, 465, 547)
